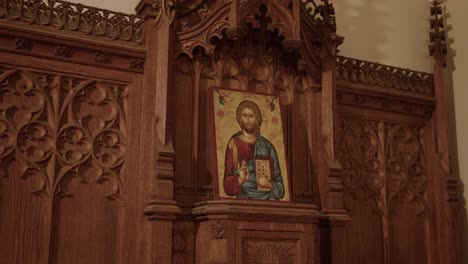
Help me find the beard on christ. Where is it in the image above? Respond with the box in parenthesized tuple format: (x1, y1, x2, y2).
(240, 117, 258, 134)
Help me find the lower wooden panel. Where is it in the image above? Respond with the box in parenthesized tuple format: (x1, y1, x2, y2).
(50, 179, 120, 264)
(236, 230, 304, 264)
(0, 167, 51, 264)
(389, 203, 428, 264)
(344, 198, 384, 264)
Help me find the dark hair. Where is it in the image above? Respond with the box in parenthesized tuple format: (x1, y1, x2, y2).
(236, 100, 262, 128)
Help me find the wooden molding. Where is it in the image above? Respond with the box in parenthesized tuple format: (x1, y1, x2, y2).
(192, 200, 320, 222)
(0, 27, 146, 73)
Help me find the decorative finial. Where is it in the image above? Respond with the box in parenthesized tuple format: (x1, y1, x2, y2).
(429, 0, 447, 66)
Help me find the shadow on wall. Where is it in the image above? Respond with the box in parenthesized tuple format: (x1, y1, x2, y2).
(334, 0, 390, 63)
(443, 7, 468, 264)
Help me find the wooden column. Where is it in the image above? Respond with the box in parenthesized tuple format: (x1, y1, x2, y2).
(136, 1, 180, 263)
(317, 2, 350, 263)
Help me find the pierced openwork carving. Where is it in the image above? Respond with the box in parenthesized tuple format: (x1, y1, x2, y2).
(174, 0, 337, 58)
(246, 242, 295, 264)
(336, 56, 435, 97)
(0, 0, 144, 44)
(239, 1, 298, 42)
(0, 67, 128, 200)
(175, 0, 227, 33)
(175, 0, 230, 58)
(302, 0, 337, 33)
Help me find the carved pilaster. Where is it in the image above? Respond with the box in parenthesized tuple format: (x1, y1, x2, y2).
(428, 2, 460, 264)
(137, 0, 179, 211)
(307, 0, 348, 221)
(136, 1, 180, 263)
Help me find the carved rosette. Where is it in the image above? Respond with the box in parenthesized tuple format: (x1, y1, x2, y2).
(0, 67, 128, 200)
(209, 220, 226, 239)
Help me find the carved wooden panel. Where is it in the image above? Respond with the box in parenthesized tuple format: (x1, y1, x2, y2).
(0, 65, 128, 263)
(385, 124, 428, 264)
(337, 117, 429, 264)
(0, 66, 127, 199)
(235, 230, 305, 264)
(336, 118, 385, 264)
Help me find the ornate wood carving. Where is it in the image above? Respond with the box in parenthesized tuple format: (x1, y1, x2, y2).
(337, 115, 430, 263)
(338, 119, 385, 213)
(385, 124, 427, 215)
(173, 0, 335, 59)
(93, 52, 111, 64)
(429, 1, 447, 67)
(209, 220, 226, 239)
(336, 56, 435, 97)
(246, 242, 295, 264)
(54, 45, 71, 57)
(174, 0, 230, 57)
(0, 66, 128, 200)
(0, 0, 144, 44)
(338, 118, 427, 214)
(15, 37, 31, 50)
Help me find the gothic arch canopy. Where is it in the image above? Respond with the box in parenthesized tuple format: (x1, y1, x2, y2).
(173, 0, 340, 76)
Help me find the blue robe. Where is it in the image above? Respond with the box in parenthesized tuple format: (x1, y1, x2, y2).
(229, 132, 285, 200)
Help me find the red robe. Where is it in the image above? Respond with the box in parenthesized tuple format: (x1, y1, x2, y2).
(223, 135, 254, 196)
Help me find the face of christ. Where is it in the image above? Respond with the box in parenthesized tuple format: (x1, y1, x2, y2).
(239, 107, 259, 134)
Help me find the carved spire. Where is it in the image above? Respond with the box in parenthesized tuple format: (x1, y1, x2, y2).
(136, 0, 176, 27)
(429, 0, 447, 67)
(302, 0, 343, 57)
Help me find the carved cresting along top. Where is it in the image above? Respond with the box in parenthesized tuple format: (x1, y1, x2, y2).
(336, 56, 435, 97)
(0, 0, 144, 44)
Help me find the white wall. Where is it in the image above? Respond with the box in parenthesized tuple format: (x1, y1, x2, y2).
(334, 0, 433, 72)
